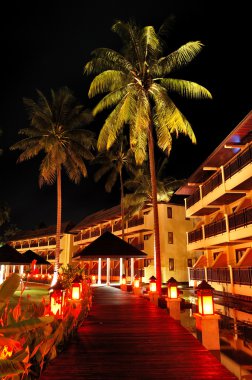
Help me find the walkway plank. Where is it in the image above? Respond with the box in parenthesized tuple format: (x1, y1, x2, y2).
(40, 286, 237, 380)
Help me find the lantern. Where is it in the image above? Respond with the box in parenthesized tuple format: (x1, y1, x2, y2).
(121, 274, 126, 285)
(91, 275, 96, 284)
(196, 280, 214, 315)
(149, 276, 157, 292)
(49, 282, 66, 317)
(71, 275, 83, 300)
(167, 277, 178, 299)
(134, 275, 140, 288)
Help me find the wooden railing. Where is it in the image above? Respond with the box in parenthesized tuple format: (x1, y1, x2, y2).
(228, 206, 252, 230)
(188, 228, 203, 243)
(202, 171, 222, 197)
(128, 217, 144, 228)
(204, 219, 226, 238)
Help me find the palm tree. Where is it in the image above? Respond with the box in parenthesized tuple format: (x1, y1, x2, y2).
(124, 158, 186, 218)
(93, 134, 136, 240)
(84, 19, 212, 295)
(10, 87, 96, 285)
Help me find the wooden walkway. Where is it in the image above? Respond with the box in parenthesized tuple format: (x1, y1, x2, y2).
(40, 286, 237, 380)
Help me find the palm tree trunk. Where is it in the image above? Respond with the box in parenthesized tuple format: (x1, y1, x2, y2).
(52, 166, 62, 286)
(148, 125, 162, 296)
(120, 170, 125, 241)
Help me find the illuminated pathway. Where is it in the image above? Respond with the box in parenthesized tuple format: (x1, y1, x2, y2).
(40, 286, 237, 379)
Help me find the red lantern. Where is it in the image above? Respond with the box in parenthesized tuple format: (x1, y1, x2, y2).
(149, 276, 157, 292)
(167, 277, 178, 299)
(49, 282, 66, 316)
(134, 276, 140, 288)
(196, 280, 214, 315)
(121, 274, 126, 285)
(71, 277, 82, 300)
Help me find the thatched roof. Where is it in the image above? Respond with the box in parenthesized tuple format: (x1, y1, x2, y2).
(73, 231, 148, 260)
(22, 250, 50, 265)
(0, 244, 28, 264)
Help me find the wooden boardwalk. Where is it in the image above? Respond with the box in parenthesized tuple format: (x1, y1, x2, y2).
(40, 286, 237, 380)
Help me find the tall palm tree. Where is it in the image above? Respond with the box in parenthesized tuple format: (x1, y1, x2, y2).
(93, 134, 136, 240)
(84, 19, 212, 295)
(10, 87, 96, 285)
(124, 158, 186, 218)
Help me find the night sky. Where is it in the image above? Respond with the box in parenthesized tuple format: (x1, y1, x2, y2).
(0, 1, 251, 230)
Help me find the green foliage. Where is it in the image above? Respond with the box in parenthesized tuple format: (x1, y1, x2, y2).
(0, 275, 92, 380)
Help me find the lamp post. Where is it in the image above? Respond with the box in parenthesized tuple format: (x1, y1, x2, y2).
(149, 276, 158, 306)
(49, 281, 66, 317)
(70, 275, 83, 301)
(133, 275, 141, 296)
(120, 274, 127, 291)
(193, 280, 220, 351)
(166, 277, 181, 321)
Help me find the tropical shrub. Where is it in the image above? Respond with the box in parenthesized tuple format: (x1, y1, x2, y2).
(0, 272, 92, 379)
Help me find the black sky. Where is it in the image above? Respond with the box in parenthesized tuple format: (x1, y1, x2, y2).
(0, 1, 251, 230)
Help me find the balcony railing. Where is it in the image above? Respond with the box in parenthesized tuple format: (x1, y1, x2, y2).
(188, 207, 252, 244)
(189, 267, 252, 286)
(224, 144, 252, 180)
(204, 219, 226, 238)
(91, 229, 100, 238)
(202, 171, 222, 197)
(228, 206, 252, 230)
(186, 143, 252, 210)
(128, 217, 144, 228)
(188, 228, 203, 243)
(101, 225, 112, 234)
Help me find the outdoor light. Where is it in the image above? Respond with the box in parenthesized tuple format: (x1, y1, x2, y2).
(167, 277, 178, 299)
(134, 275, 140, 288)
(196, 280, 214, 316)
(121, 274, 126, 285)
(49, 282, 66, 317)
(71, 275, 83, 301)
(91, 275, 96, 284)
(149, 276, 157, 292)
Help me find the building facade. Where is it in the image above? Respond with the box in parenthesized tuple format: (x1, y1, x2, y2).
(176, 110, 252, 300)
(71, 201, 194, 284)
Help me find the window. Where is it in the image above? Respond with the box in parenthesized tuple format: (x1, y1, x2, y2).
(187, 259, 193, 267)
(144, 234, 149, 240)
(168, 232, 173, 244)
(169, 258, 174, 271)
(167, 207, 172, 218)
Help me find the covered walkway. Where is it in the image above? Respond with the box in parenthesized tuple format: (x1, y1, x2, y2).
(40, 286, 237, 380)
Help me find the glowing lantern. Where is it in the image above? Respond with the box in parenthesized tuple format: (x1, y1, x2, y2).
(149, 276, 157, 292)
(49, 282, 66, 317)
(71, 275, 83, 300)
(196, 280, 214, 316)
(91, 275, 96, 284)
(121, 274, 126, 285)
(134, 276, 140, 288)
(167, 277, 178, 299)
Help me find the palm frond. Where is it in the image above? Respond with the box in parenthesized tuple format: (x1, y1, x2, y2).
(86, 48, 133, 73)
(92, 87, 127, 116)
(159, 78, 212, 99)
(88, 70, 127, 98)
(141, 25, 161, 62)
(151, 41, 203, 77)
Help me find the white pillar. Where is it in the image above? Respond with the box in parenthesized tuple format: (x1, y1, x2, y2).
(120, 258, 123, 280)
(19, 265, 24, 276)
(106, 258, 110, 285)
(98, 258, 102, 285)
(5, 265, 10, 278)
(13, 265, 16, 274)
(0, 265, 4, 284)
(131, 258, 134, 283)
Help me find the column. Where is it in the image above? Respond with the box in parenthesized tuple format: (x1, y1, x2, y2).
(130, 258, 134, 283)
(106, 258, 110, 285)
(120, 258, 123, 280)
(98, 258, 102, 285)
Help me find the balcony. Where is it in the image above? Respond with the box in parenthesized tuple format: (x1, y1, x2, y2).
(189, 267, 252, 287)
(186, 143, 252, 217)
(187, 206, 252, 249)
